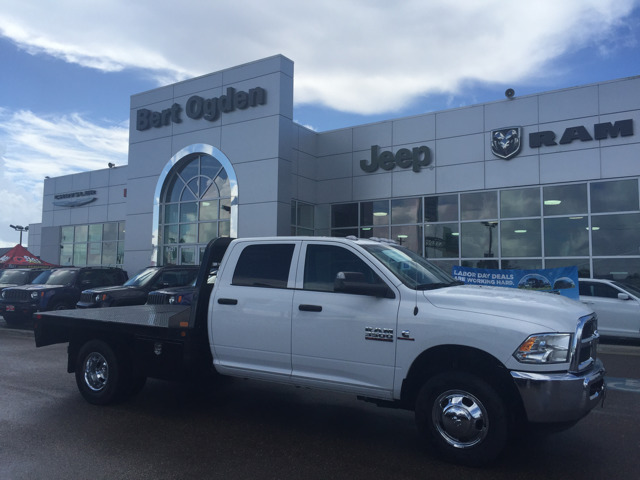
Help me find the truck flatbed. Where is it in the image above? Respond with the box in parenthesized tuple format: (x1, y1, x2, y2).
(37, 304, 190, 328)
(34, 305, 192, 348)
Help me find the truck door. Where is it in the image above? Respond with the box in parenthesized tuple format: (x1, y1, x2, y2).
(291, 241, 399, 398)
(210, 241, 299, 379)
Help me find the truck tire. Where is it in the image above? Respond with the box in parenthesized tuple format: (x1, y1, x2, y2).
(415, 371, 509, 467)
(75, 340, 129, 405)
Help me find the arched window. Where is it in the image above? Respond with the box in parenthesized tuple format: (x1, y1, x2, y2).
(159, 153, 231, 265)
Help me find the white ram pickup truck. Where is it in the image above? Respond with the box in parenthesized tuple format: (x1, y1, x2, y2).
(34, 236, 606, 466)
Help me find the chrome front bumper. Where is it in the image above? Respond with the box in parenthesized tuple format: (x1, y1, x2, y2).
(510, 358, 606, 423)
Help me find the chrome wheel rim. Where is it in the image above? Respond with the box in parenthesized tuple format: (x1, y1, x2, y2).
(432, 389, 488, 448)
(84, 352, 109, 392)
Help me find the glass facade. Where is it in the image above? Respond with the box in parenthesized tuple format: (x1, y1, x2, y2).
(159, 153, 231, 265)
(60, 222, 125, 267)
(291, 200, 315, 236)
(325, 178, 640, 284)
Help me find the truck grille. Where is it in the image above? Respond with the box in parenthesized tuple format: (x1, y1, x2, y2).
(146, 294, 169, 305)
(570, 314, 599, 374)
(2, 290, 31, 302)
(79, 292, 95, 304)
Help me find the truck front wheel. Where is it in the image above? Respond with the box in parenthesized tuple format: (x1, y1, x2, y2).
(75, 340, 128, 405)
(415, 371, 509, 467)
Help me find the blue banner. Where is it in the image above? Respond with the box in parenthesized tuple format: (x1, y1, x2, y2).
(451, 266, 579, 300)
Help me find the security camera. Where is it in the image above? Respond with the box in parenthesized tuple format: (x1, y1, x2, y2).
(505, 88, 515, 99)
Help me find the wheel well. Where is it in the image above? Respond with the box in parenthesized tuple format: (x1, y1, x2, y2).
(67, 330, 134, 374)
(48, 295, 74, 309)
(401, 345, 525, 419)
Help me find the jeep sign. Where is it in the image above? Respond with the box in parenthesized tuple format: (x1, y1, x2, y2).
(360, 145, 431, 173)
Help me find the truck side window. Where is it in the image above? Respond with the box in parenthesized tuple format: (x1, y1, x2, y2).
(303, 244, 383, 292)
(232, 244, 295, 288)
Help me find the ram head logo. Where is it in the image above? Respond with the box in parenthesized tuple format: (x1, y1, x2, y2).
(491, 127, 522, 160)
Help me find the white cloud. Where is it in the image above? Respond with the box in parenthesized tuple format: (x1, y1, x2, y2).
(0, 108, 128, 247)
(0, 0, 638, 114)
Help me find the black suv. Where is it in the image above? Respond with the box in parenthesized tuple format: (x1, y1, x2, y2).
(77, 265, 199, 308)
(0, 267, 127, 326)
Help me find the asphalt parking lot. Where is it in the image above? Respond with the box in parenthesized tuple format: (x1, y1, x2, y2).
(1, 319, 639, 480)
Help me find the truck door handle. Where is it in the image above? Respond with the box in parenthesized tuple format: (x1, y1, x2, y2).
(299, 304, 322, 312)
(218, 298, 238, 305)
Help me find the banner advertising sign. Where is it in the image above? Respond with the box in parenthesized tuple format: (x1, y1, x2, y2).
(452, 266, 579, 300)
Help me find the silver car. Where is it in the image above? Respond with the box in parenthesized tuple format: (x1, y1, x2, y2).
(579, 278, 640, 339)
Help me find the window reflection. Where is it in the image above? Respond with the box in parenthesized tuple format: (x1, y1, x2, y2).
(545, 258, 590, 278)
(461, 259, 499, 269)
(591, 179, 639, 213)
(361, 200, 390, 226)
(501, 259, 542, 269)
(592, 258, 640, 285)
(360, 226, 389, 239)
(424, 223, 459, 258)
(543, 184, 587, 216)
(461, 222, 497, 258)
(461, 192, 497, 220)
(391, 225, 422, 254)
(591, 213, 640, 256)
(544, 217, 589, 256)
(501, 188, 540, 218)
(391, 198, 421, 224)
(326, 180, 640, 281)
(500, 219, 541, 257)
(424, 195, 458, 222)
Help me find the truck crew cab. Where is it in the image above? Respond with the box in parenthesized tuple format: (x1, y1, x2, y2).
(34, 236, 606, 466)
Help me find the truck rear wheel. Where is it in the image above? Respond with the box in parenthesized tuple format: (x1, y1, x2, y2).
(415, 371, 509, 467)
(75, 340, 128, 405)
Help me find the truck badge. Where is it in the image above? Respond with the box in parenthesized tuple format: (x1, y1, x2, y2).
(365, 326, 394, 342)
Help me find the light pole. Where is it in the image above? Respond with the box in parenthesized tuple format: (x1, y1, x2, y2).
(9, 225, 28, 245)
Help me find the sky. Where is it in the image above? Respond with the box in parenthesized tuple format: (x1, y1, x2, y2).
(0, 0, 639, 248)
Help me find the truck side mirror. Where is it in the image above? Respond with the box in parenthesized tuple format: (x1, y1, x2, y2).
(618, 293, 630, 301)
(334, 272, 395, 299)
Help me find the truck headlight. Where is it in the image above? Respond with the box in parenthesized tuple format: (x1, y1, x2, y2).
(31, 291, 40, 300)
(514, 333, 571, 364)
(168, 296, 176, 304)
(94, 294, 101, 303)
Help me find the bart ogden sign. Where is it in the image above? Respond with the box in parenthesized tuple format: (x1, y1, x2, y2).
(452, 265, 579, 300)
(136, 86, 267, 131)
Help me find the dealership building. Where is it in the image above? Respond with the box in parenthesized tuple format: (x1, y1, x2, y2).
(27, 55, 640, 282)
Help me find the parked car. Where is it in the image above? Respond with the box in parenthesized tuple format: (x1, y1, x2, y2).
(145, 269, 216, 306)
(77, 265, 199, 308)
(578, 278, 640, 339)
(0, 268, 50, 292)
(0, 267, 127, 326)
(146, 282, 197, 306)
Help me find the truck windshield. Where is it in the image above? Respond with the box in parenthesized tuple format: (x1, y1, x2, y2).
(361, 243, 460, 290)
(43, 270, 77, 285)
(124, 268, 158, 287)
